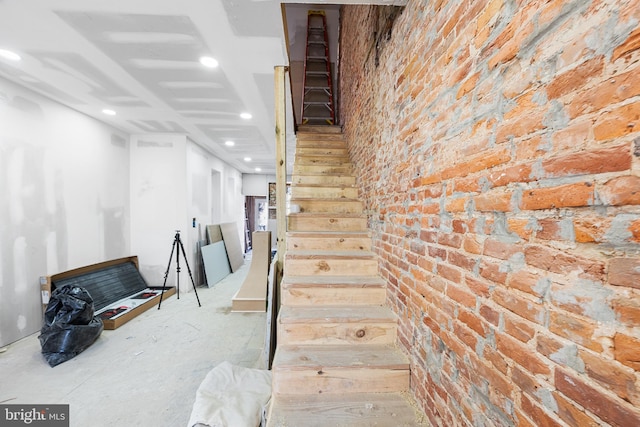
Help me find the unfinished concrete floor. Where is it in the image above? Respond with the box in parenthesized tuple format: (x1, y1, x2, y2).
(0, 258, 267, 427)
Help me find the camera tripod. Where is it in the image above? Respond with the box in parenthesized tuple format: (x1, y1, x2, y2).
(158, 230, 201, 309)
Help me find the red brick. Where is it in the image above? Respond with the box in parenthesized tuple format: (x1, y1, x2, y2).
(474, 190, 512, 212)
(543, 144, 632, 178)
(508, 270, 545, 297)
(599, 175, 640, 206)
(446, 283, 475, 307)
(630, 219, 640, 242)
(503, 312, 535, 343)
(574, 216, 610, 243)
(511, 365, 540, 396)
(449, 251, 476, 272)
(439, 263, 463, 284)
(484, 238, 523, 260)
(579, 349, 639, 404)
(493, 287, 545, 325)
(496, 332, 550, 375)
(507, 218, 534, 240)
(613, 27, 640, 61)
(441, 148, 511, 180)
(463, 235, 483, 254)
(536, 333, 564, 360)
(613, 333, 640, 370)
(521, 182, 595, 210)
(535, 218, 564, 241)
(555, 368, 640, 426)
(488, 163, 534, 187)
(453, 321, 478, 350)
(569, 67, 640, 118)
(549, 310, 602, 352)
(524, 244, 605, 281)
(553, 390, 600, 427)
(609, 257, 640, 289)
(593, 101, 640, 141)
(546, 56, 605, 100)
(520, 393, 562, 427)
(438, 232, 462, 248)
(445, 196, 468, 213)
(479, 259, 508, 285)
(611, 293, 640, 327)
(479, 304, 500, 326)
(466, 276, 491, 298)
(458, 309, 487, 336)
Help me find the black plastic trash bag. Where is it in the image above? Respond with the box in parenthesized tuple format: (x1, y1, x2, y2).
(38, 284, 103, 367)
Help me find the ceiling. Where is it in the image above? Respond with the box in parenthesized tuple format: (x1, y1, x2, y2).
(0, 0, 404, 175)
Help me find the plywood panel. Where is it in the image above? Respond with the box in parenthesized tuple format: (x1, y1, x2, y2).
(220, 222, 244, 272)
(206, 224, 223, 244)
(201, 241, 231, 287)
(232, 231, 271, 312)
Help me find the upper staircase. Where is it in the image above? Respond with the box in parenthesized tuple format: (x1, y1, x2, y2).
(267, 125, 427, 426)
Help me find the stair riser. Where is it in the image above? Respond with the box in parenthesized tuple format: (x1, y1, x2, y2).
(296, 147, 348, 156)
(293, 165, 353, 175)
(287, 236, 371, 251)
(291, 187, 358, 199)
(281, 286, 386, 306)
(292, 175, 355, 186)
(285, 259, 378, 276)
(278, 323, 396, 346)
(293, 200, 363, 214)
(288, 216, 367, 232)
(272, 369, 409, 395)
(295, 155, 350, 165)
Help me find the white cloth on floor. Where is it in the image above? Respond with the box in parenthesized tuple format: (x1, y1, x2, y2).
(187, 361, 272, 427)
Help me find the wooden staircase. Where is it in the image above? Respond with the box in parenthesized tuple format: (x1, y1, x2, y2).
(267, 126, 427, 426)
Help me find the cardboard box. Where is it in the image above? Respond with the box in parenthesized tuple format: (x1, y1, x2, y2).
(41, 256, 175, 330)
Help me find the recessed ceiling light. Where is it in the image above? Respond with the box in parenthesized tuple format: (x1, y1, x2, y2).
(240, 112, 252, 120)
(244, 157, 252, 162)
(0, 49, 21, 61)
(102, 109, 116, 116)
(199, 56, 218, 68)
(255, 167, 262, 172)
(225, 140, 235, 147)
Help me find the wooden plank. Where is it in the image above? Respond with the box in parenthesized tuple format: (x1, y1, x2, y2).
(291, 185, 358, 200)
(267, 392, 428, 427)
(287, 232, 371, 251)
(292, 198, 363, 214)
(277, 306, 397, 346)
(232, 231, 271, 312)
(291, 174, 355, 186)
(273, 344, 408, 368)
(287, 213, 367, 232)
(272, 345, 409, 395)
(275, 65, 287, 270)
(293, 164, 353, 175)
(285, 254, 378, 276)
(220, 222, 244, 272)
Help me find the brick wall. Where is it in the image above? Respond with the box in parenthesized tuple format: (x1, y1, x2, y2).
(339, 1, 640, 425)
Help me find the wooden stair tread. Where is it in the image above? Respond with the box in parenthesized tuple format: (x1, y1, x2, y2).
(283, 275, 385, 287)
(286, 250, 376, 259)
(273, 344, 409, 369)
(297, 125, 343, 134)
(267, 392, 428, 427)
(287, 231, 371, 238)
(291, 183, 356, 188)
(279, 305, 394, 323)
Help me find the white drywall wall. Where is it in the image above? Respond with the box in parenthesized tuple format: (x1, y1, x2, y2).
(0, 76, 130, 347)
